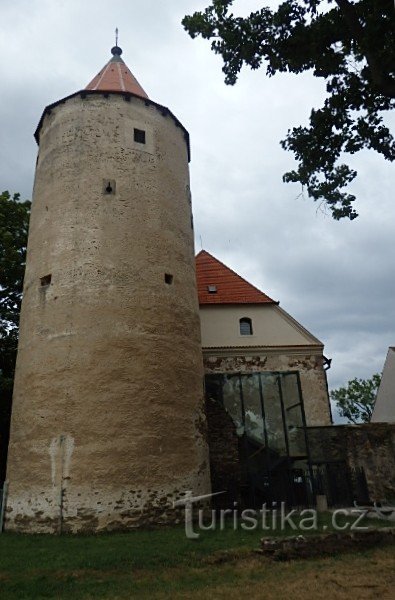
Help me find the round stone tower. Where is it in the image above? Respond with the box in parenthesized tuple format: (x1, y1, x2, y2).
(5, 44, 210, 533)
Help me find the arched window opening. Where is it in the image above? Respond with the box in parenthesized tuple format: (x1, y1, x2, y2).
(239, 317, 253, 336)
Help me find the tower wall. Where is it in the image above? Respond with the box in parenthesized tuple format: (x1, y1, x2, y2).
(5, 93, 210, 532)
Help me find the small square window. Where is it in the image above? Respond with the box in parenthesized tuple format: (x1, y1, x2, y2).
(40, 274, 52, 287)
(134, 128, 146, 144)
(207, 285, 217, 293)
(165, 273, 173, 285)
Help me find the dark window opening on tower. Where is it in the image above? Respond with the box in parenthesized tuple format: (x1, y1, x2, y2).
(165, 273, 173, 285)
(40, 274, 52, 287)
(103, 180, 116, 195)
(240, 317, 253, 336)
(134, 128, 146, 144)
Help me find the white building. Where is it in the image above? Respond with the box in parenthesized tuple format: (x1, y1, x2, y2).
(372, 347, 395, 423)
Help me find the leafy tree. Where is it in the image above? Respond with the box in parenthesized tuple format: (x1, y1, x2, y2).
(183, 0, 395, 220)
(330, 373, 381, 423)
(0, 191, 30, 480)
(0, 191, 30, 331)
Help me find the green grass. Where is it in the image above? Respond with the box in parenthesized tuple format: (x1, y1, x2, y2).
(0, 514, 393, 599)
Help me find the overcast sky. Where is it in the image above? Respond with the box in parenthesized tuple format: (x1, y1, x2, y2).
(1, 0, 394, 418)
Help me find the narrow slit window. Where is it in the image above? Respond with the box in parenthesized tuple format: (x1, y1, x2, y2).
(239, 317, 253, 336)
(165, 273, 173, 285)
(103, 179, 116, 195)
(40, 274, 52, 287)
(134, 128, 146, 144)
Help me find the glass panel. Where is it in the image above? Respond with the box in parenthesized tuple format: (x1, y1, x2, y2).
(279, 373, 307, 457)
(261, 373, 287, 455)
(241, 373, 265, 445)
(222, 374, 244, 435)
(280, 372, 300, 410)
(286, 405, 307, 457)
(205, 371, 309, 459)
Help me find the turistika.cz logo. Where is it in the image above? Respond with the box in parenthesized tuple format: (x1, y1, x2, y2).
(174, 491, 371, 539)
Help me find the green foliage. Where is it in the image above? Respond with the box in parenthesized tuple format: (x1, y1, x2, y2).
(0, 191, 31, 331)
(330, 373, 381, 423)
(183, 1, 395, 220)
(0, 191, 30, 477)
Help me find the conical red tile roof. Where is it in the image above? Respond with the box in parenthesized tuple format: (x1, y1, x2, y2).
(196, 250, 276, 305)
(85, 46, 148, 98)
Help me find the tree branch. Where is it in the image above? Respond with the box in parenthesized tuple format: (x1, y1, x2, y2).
(335, 0, 395, 97)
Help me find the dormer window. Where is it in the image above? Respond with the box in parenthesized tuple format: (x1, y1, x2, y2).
(240, 317, 253, 336)
(207, 285, 217, 293)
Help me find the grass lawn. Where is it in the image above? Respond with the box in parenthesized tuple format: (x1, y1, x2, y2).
(0, 514, 394, 599)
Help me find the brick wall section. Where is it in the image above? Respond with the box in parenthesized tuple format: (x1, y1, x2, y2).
(308, 423, 395, 502)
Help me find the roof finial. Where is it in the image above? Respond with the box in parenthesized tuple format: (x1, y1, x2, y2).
(111, 28, 122, 57)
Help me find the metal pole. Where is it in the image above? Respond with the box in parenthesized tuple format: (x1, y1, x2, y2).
(277, 374, 295, 507)
(258, 373, 272, 501)
(295, 372, 315, 496)
(238, 373, 254, 507)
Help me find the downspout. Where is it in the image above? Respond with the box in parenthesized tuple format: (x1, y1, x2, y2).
(323, 356, 333, 424)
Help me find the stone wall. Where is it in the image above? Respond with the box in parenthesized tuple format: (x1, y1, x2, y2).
(260, 528, 395, 561)
(203, 351, 332, 426)
(308, 423, 395, 502)
(205, 395, 242, 509)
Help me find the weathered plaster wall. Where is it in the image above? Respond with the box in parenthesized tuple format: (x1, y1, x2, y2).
(203, 352, 332, 426)
(200, 304, 322, 348)
(308, 424, 395, 501)
(5, 93, 210, 533)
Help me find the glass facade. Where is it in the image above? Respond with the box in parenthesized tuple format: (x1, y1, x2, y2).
(205, 371, 312, 506)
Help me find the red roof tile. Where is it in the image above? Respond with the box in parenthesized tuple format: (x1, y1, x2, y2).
(196, 250, 276, 305)
(85, 46, 148, 98)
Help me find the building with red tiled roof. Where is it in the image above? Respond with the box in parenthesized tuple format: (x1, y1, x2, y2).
(196, 250, 334, 509)
(196, 250, 332, 426)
